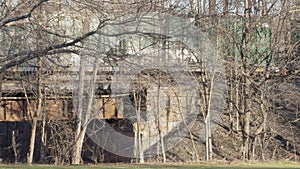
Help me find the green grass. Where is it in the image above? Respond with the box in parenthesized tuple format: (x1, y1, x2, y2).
(0, 162, 299, 169)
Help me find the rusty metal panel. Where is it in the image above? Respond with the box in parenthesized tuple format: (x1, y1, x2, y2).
(103, 98, 117, 119)
(0, 100, 26, 121)
(0, 97, 123, 121)
(45, 100, 64, 120)
(97, 98, 123, 119)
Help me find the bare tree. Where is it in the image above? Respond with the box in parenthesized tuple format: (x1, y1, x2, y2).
(0, 0, 299, 164)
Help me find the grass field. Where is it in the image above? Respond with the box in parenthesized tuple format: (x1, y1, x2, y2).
(0, 162, 299, 169)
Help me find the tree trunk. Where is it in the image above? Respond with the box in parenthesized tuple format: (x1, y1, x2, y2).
(157, 85, 166, 163)
(133, 88, 144, 163)
(72, 56, 86, 165)
(28, 118, 37, 164)
(12, 130, 17, 163)
(205, 73, 214, 161)
(73, 126, 86, 164)
(40, 90, 46, 163)
(73, 56, 98, 164)
(28, 57, 43, 164)
(242, 0, 252, 160)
